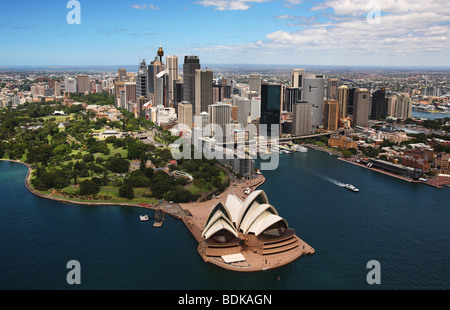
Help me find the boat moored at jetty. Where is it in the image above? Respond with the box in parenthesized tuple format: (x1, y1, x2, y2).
(140, 215, 149, 221)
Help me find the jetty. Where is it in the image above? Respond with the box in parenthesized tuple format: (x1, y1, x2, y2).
(339, 157, 450, 189)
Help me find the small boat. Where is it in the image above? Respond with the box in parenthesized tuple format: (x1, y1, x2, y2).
(153, 221, 163, 228)
(344, 184, 359, 192)
(295, 146, 308, 153)
(140, 215, 149, 222)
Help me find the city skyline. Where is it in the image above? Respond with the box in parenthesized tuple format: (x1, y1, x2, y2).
(0, 0, 449, 67)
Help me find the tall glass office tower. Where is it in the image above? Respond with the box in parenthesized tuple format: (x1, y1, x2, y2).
(260, 83, 282, 137)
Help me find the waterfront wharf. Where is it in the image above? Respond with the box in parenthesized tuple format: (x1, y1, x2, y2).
(339, 157, 450, 189)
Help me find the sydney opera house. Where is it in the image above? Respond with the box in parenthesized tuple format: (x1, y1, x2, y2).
(198, 190, 313, 271)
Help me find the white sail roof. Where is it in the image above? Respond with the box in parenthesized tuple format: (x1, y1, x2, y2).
(203, 210, 233, 237)
(240, 204, 278, 235)
(238, 190, 270, 229)
(225, 195, 244, 226)
(202, 190, 289, 240)
(247, 214, 287, 237)
(243, 190, 269, 210)
(202, 218, 239, 240)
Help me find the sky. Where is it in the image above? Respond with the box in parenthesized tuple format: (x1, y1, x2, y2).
(0, 0, 449, 67)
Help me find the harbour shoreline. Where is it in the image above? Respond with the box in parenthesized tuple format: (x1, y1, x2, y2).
(2, 158, 313, 272)
(337, 156, 450, 189)
(300, 144, 450, 189)
(0, 158, 187, 218)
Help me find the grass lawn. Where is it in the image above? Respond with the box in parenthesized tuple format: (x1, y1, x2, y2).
(55, 185, 158, 205)
(42, 114, 74, 123)
(184, 170, 227, 195)
(107, 144, 128, 158)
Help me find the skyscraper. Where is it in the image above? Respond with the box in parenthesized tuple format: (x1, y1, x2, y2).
(250, 97, 261, 122)
(114, 82, 125, 102)
(125, 82, 136, 103)
(353, 88, 370, 127)
(237, 98, 251, 126)
(212, 81, 222, 104)
(284, 87, 301, 112)
(166, 55, 178, 103)
(194, 69, 213, 116)
(155, 70, 169, 107)
(303, 74, 325, 127)
(337, 85, 349, 118)
(387, 95, 397, 117)
(178, 102, 193, 130)
(323, 99, 339, 131)
(371, 88, 388, 119)
(347, 87, 357, 116)
(118, 69, 127, 82)
(249, 74, 262, 97)
(65, 78, 77, 93)
(327, 78, 339, 100)
(260, 83, 283, 137)
(291, 69, 306, 88)
(220, 78, 232, 99)
(77, 75, 90, 94)
(183, 55, 201, 105)
(209, 103, 231, 138)
(395, 93, 412, 119)
(54, 81, 61, 96)
(148, 56, 164, 97)
(136, 59, 148, 99)
(292, 101, 313, 136)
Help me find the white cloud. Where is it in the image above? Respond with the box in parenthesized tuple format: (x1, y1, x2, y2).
(283, 0, 303, 8)
(187, 0, 450, 66)
(130, 4, 160, 10)
(196, 0, 273, 11)
(312, 0, 450, 16)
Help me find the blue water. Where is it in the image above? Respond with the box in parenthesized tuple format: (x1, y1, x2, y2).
(412, 111, 450, 120)
(1, 152, 450, 290)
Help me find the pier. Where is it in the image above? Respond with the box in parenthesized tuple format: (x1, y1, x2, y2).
(339, 157, 450, 189)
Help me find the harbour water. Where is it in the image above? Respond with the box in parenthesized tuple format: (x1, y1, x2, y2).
(1, 150, 450, 290)
(412, 111, 450, 120)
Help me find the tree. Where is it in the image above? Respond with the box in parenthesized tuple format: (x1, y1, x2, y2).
(79, 179, 100, 196)
(164, 186, 196, 203)
(342, 150, 353, 158)
(119, 179, 134, 200)
(107, 158, 130, 173)
(150, 171, 173, 199)
(128, 170, 151, 187)
(127, 140, 147, 159)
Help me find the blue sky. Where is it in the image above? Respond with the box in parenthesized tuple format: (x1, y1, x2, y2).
(0, 0, 449, 67)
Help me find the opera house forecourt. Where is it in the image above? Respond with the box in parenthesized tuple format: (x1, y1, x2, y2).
(192, 190, 314, 272)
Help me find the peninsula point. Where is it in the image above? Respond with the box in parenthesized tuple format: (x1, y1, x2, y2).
(181, 175, 314, 272)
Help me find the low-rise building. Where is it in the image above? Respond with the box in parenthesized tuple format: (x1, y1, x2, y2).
(401, 148, 434, 172)
(435, 153, 450, 175)
(328, 134, 358, 150)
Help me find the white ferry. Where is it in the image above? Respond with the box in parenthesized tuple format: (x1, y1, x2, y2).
(140, 215, 149, 221)
(292, 145, 308, 153)
(344, 184, 359, 192)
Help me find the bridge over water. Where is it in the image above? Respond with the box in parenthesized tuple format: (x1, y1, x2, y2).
(218, 130, 340, 147)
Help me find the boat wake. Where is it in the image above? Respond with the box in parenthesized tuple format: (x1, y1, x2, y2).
(316, 173, 346, 187)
